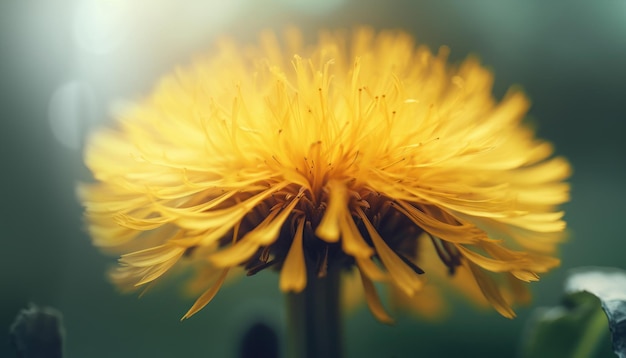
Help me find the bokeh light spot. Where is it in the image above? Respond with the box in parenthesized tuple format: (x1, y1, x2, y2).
(73, 0, 130, 55)
(48, 81, 98, 150)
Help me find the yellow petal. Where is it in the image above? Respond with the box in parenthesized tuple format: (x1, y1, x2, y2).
(359, 269, 394, 324)
(456, 245, 524, 273)
(181, 268, 230, 320)
(357, 208, 424, 296)
(120, 245, 185, 267)
(134, 258, 180, 286)
(339, 208, 374, 258)
(211, 194, 302, 267)
(315, 180, 346, 242)
(279, 217, 307, 292)
(114, 213, 170, 230)
(466, 261, 515, 318)
(246, 193, 303, 246)
(167, 182, 289, 231)
(393, 201, 484, 244)
(356, 256, 387, 282)
(506, 273, 531, 305)
(210, 239, 261, 267)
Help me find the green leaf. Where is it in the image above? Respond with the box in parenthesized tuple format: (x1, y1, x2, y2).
(522, 267, 626, 358)
(566, 267, 626, 358)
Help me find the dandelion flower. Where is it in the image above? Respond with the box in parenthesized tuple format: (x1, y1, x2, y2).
(80, 28, 571, 322)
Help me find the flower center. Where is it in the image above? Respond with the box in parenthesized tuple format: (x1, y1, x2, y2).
(230, 178, 428, 280)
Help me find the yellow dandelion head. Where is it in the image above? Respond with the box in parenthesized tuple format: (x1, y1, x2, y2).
(80, 27, 571, 321)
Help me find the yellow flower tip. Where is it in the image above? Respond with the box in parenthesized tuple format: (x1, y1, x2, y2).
(81, 26, 571, 321)
(314, 181, 345, 242)
(181, 268, 230, 321)
(279, 217, 307, 292)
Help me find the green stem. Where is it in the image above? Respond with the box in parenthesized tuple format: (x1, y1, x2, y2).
(571, 306, 609, 358)
(286, 267, 343, 358)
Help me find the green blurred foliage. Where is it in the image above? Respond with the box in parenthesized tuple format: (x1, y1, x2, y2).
(523, 267, 626, 358)
(523, 292, 614, 358)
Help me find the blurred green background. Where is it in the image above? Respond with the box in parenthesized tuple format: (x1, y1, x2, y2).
(1, 0, 625, 357)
